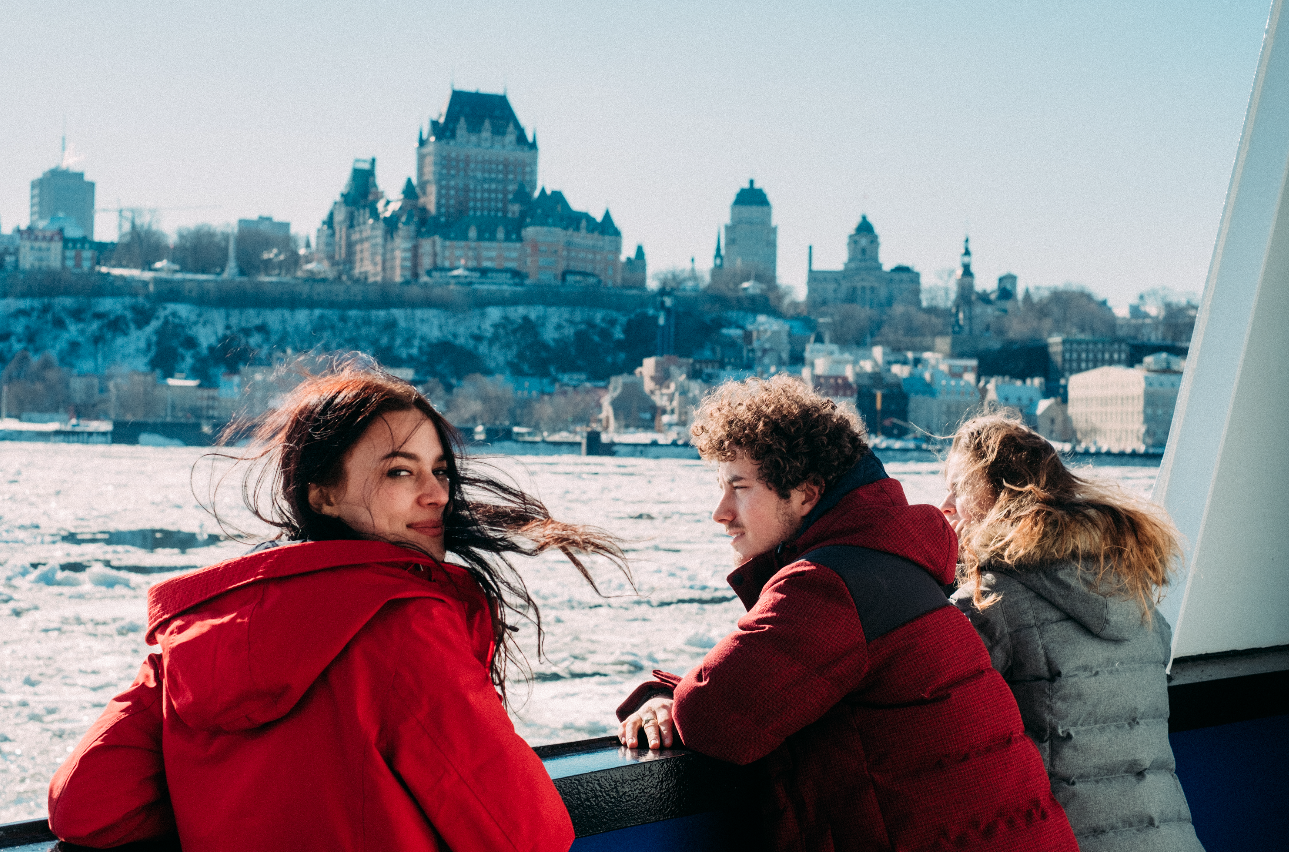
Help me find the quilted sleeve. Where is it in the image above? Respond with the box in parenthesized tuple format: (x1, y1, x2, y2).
(951, 577, 1015, 677)
(670, 565, 870, 765)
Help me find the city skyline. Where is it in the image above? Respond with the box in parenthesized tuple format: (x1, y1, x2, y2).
(2, 1, 1273, 307)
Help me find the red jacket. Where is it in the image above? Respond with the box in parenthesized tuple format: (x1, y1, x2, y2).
(619, 458, 1076, 851)
(48, 540, 574, 852)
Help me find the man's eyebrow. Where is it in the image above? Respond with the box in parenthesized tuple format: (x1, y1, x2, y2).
(723, 472, 748, 483)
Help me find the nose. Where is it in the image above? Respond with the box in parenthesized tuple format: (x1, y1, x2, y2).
(713, 489, 735, 525)
(939, 492, 956, 517)
(420, 475, 449, 508)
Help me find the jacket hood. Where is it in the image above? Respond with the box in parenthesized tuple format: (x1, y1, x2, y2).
(1003, 561, 1142, 641)
(145, 540, 479, 733)
(727, 454, 959, 608)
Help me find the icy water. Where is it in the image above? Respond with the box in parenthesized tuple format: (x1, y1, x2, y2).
(0, 443, 1160, 822)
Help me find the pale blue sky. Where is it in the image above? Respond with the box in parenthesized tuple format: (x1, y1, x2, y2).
(1, 1, 1273, 307)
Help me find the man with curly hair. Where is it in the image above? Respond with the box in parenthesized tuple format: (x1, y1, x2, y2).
(617, 375, 1074, 851)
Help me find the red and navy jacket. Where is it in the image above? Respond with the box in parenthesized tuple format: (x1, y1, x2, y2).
(619, 455, 1076, 852)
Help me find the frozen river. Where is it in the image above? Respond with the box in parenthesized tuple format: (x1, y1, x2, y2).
(0, 442, 1160, 822)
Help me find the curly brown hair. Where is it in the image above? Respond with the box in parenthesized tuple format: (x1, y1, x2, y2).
(948, 413, 1180, 620)
(690, 374, 869, 497)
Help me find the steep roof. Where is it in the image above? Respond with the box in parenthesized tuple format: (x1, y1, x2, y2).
(509, 182, 533, 207)
(733, 179, 770, 207)
(342, 158, 377, 207)
(523, 188, 617, 236)
(401, 178, 419, 201)
(428, 90, 535, 147)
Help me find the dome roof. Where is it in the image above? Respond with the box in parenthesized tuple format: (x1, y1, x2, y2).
(853, 214, 875, 235)
(733, 179, 770, 207)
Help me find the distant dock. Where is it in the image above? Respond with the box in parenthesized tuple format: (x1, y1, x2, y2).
(0, 417, 111, 444)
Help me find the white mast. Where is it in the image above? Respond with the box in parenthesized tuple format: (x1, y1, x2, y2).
(1154, 0, 1289, 664)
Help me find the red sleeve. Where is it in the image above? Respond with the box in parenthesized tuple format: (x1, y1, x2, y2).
(47, 654, 177, 847)
(384, 599, 573, 852)
(615, 670, 682, 721)
(671, 564, 869, 765)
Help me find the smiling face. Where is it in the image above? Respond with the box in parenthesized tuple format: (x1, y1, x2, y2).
(712, 452, 820, 563)
(308, 408, 451, 560)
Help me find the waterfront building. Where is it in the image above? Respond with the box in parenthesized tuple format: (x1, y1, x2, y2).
(0, 229, 17, 271)
(900, 354, 982, 436)
(745, 315, 791, 370)
(622, 245, 647, 289)
(1047, 336, 1132, 383)
(854, 370, 909, 438)
(711, 180, 776, 289)
(16, 227, 97, 272)
(1066, 360, 1183, 451)
(602, 374, 657, 432)
(806, 215, 921, 316)
(317, 90, 629, 286)
(31, 166, 95, 240)
(1035, 398, 1076, 443)
(983, 378, 1044, 426)
(636, 357, 708, 431)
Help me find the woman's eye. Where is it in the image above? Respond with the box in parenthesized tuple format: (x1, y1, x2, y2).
(433, 468, 449, 479)
(387, 468, 412, 478)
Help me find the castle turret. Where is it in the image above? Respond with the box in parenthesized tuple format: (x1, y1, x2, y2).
(844, 214, 881, 270)
(721, 179, 776, 285)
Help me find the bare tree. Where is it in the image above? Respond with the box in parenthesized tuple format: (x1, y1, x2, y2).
(517, 387, 603, 432)
(108, 221, 171, 270)
(236, 228, 299, 278)
(444, 374, 515, 426)
(817, 304, 880, 346)
(2, 350, 70, 416)
(1003, 286, 1117, 341)
(173, 224, 230, 274)
(921, 268, 957, 309)
(652, 266, 706, 292)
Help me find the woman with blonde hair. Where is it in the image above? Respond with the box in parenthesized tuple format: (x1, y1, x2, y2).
(942, 413, 1204, 852)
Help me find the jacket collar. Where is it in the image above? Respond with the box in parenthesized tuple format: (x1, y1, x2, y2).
(725, 453, 889, 609)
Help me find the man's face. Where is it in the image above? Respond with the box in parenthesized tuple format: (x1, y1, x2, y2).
(713, 452, 820, 563)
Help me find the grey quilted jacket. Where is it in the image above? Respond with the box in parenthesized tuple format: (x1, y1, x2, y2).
(951, 562, 1204, 852)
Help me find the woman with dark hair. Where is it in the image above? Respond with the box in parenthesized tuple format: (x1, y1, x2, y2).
(942, 413, 1204, 852)
(47, 362, 627, 851)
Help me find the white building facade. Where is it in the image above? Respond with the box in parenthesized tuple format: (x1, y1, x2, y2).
(1067, 365, 1182, 451)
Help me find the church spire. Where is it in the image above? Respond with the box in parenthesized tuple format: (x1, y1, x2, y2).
(713, 231, 723, 268)
(960, 236, 973, 274)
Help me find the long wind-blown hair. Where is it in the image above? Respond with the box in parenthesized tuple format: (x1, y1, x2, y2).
(206, 357, 630, 705)
(948, 413, 1181, 619)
